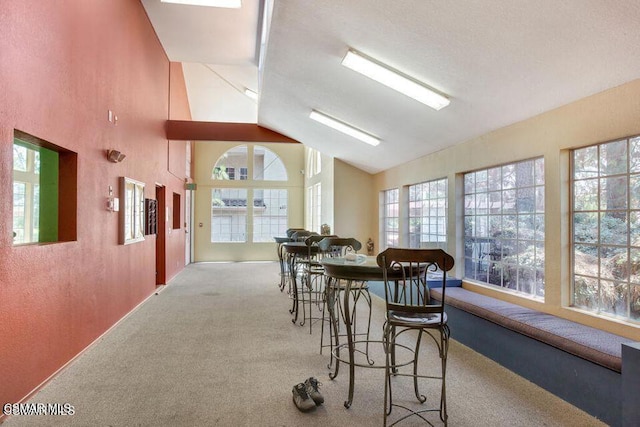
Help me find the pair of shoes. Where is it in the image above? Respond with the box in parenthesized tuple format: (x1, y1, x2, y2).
(292, 377, 324, 412)
(292, 383, 316, 412)
(305, 377, 324, 405)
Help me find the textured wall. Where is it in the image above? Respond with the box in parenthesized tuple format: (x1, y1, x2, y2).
(0, 0, 189, 407)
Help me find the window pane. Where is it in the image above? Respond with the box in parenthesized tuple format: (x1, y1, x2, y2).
(630, 175, 640, 209)
(632, 212, 640, 248)
(600, 246, 627, 280)
(574, 244, 598, 276)
(487, 167, 501, 191)
(600, 176, 627, 211)
(464, 173, 474, 194)
(573, 179, 598, 211)
(631, 137, 640, 173)
(573, 275, 598, 310)
(631, 285, 640, 321)
(574, 146, 598, 179)
(600, 139, 627, 176)
(13, 145, 27, 171)
(212, 145, 248, 180)
(13, 182, 26, 244)
(254, 145, 287, 180)
(600, 280, 628, 317)
(573, 213, 598, 243)
(600, 213, 627, 245)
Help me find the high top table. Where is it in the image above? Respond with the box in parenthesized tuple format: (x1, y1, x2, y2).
(321, 255, 420, 409)
(321, 255, 451, 409)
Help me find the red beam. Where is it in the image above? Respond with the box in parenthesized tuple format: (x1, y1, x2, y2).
(166, 120, 299, 143)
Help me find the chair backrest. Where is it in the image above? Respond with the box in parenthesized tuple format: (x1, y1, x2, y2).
(304, 234, 336, 247)
(286, 228, 306, 238)
(376, 248, 455, 320)
(318, 237, 362, 257)
(291, 230, 318, 241)
(304, 234, 337, 260)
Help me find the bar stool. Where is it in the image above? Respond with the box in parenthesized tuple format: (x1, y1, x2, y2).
(377, 248, 455, 426)
(318, 237, 373, 372)
(299, 234, 336, 333)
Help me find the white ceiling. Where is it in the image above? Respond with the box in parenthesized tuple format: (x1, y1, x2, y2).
(142, 0, 640, 174)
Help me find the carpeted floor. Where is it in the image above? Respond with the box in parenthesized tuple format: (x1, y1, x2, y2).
(3, 262, 607, 426)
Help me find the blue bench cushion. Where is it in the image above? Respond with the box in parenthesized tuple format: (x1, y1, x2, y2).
(430, 287, 633, 372)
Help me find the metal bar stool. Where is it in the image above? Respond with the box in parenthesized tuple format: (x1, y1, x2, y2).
(377, 248, 455, 426)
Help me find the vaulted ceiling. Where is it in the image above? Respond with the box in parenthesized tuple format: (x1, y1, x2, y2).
(142, 0, 640, 174)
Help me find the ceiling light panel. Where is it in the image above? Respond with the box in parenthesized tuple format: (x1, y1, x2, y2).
(342, 50, 450, 111)
(160, 0, 241, 8)
(309, 111, 380, 146)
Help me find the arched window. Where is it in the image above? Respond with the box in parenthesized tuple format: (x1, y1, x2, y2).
(210, 144, 290, 243)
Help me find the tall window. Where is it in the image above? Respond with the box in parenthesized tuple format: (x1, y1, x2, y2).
(464, 158, 545, 298)
(306, 183, 322, 233)
(408, 178, 447, 249)
(572, 137, 640, 321)
(382, 188, 399, 249)
(306, 148, 322, 177)
(13, 131, 77, 245)
(253, 189, 288, 242)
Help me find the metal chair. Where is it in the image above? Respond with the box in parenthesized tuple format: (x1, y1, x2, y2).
(318, 237, 373, 372)
(299, 234, 336, 333)
(376, 248, 455, 426)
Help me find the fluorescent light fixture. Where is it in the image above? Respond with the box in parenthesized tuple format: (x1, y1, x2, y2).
(341, 50, 450, 111)
(244, 88, 258, 100)
(309, 110, 380, 146)
(160, 0, 241, 8)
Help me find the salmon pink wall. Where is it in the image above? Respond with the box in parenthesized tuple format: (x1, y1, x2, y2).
(0, 0, 189, 409)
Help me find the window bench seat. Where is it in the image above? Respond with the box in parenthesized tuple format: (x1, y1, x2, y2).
(429, 286, 638, 427)
(430, 287, 630, 372)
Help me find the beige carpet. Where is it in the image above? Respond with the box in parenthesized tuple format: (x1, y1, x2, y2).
(4, 262, 606, 426)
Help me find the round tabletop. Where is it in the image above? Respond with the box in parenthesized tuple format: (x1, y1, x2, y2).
(321, 255, 384, 281)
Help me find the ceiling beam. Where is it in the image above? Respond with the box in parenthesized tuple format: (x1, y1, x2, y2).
(166, 120, 299, 143)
